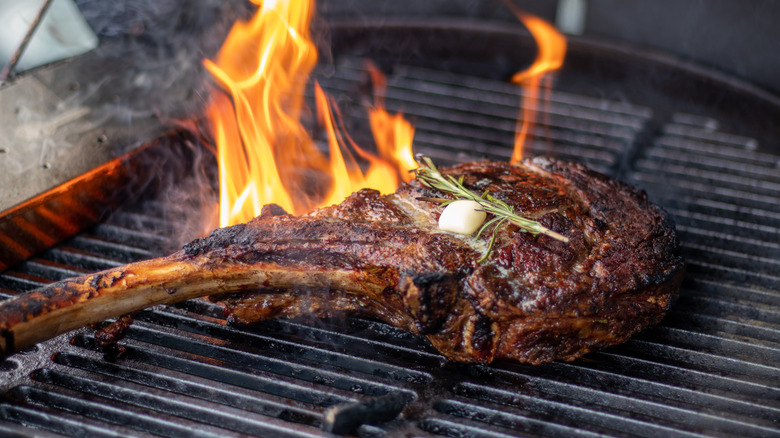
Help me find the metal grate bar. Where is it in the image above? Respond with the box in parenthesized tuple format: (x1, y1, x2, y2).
(104, 324, 409, 397)
(9, 259, 88, 281)
(67, 235, 155, 263)
(418, 416, 525, 438)
(584, 351, 780, 406)
(242, 317, 448, 365)
(682, 260, 779, 291)
(382, 62, 654, 119)
(432, 399, 609, 438)
(69, 334, 354, 408)
(681, 237, 778, 267)
(643, 325, 780, 362)
(675, 225, 779, 258)
(134, 310, 434, 385)
(104, 211, 171, 232)
(89, 224, 168, 250)
(687, 198, 780, 227)
(52, 352, 322, 425)
(664, 311, 780, 350)
(634, 173, 780, 210)
(323, 64, 649, 133)
(672, 293, 780, 326)
(0, 403, 145, 438)
(326, 59, 651, 119)
(31, 367, 322, 437)
(644, 146, 780, 181)
(662, 123, 761, 150)
(9, 385, 239, 438)
(340, 101, 633, 156)
(37, 247, 125, 272)
(521, 360, 780, 424)
(614, 339, 780, 386)
(0, 271, 52, 293)
(666, 208, 779, 241)
(671, 113, 719, 129)
(655, 135, 776, 166)
(681, 277, 780, 306)
(319, 74, 644, 141)
(453, 381, 732, 437)
(636, 160, 780, 196)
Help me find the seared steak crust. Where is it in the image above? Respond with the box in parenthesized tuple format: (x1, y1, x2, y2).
(0, 158, 683, 364)
(204, 157, 684, 364)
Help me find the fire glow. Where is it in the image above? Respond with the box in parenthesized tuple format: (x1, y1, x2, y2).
(510, 11, 568, 163)
(204, 0, 565, 228)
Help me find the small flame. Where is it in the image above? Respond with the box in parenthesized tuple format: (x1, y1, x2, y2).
(366, 62, 417, 183)
(204, 0, 416, 227)
(312, 82, 405, 208)
(204, 0, 564, 228)
(508, 11, 567, 163)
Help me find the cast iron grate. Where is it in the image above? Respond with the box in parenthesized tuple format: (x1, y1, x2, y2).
(315, 57, 651, 173)
(1, 60, 779, 437)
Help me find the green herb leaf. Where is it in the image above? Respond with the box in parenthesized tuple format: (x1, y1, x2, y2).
(412, 155, 569, 262)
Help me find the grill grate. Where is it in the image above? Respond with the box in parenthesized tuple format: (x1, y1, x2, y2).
(1, 57, 780, 437)
(316, 58, 652, 174)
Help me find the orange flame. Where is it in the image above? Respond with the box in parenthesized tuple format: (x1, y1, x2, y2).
(312, 82, 405, 208)
(204, 0, 416, 227)
(508, 11, 567, 163)
(366, 63, 417, 183)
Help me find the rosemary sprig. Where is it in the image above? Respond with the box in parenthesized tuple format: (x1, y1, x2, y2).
(412, 156, 569, 261)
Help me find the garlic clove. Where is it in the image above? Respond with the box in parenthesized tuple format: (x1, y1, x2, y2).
(438, 200, 487, 235)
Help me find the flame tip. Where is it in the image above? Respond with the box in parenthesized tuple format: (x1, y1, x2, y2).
(206, 0, 416, 226)
(206, 1, 562, 225)
(511, 13, 567, 163)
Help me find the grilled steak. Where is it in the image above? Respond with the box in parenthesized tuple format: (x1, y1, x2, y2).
(0, 157, 684, 364)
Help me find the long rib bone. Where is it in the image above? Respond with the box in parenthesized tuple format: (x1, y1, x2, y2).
(0, 213, 469, 358)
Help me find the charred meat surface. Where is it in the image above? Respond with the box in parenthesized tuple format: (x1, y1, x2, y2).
(0, 158, 684, 364)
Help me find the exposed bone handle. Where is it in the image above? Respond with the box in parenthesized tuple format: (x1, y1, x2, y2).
(0, 253, 369, 357)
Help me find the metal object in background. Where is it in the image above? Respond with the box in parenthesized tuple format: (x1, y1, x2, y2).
(0, 0, 54, 84)
(319, 0, 780, 101)
(0, 0, 98, 83)
(0, 19, 778, 433)
(0, 0, 236, 269)
(0, 130, 201, 271)
(0, 48, 206, 269)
